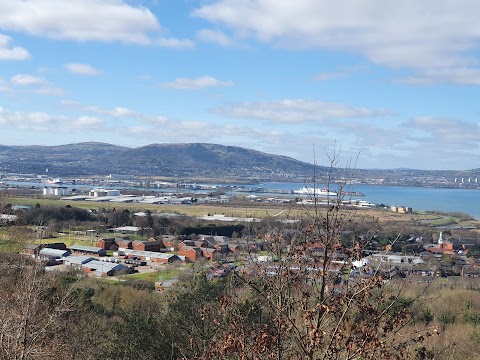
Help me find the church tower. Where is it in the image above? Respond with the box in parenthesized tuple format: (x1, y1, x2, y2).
(438, 231, 444, 249)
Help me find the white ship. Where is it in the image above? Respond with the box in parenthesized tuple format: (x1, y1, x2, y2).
(293, 187, 337, 196)
(42, 178, 63, 185)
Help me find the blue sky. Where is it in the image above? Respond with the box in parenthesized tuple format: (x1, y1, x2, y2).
(1, 0, 480, 170)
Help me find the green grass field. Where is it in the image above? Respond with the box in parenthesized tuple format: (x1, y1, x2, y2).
(123, 268, 180, 282)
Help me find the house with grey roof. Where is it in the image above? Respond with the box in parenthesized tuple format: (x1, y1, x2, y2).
(63, 256, 95, 269)
(81, 260, 128, 277)
(69, 244, 106, 256)
(123, 249, 181, 264)
(38, 248, 71, 260)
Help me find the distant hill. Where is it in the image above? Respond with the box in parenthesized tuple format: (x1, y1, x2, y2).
(0, 142, 319, 181)
(2, 142, 478, 186)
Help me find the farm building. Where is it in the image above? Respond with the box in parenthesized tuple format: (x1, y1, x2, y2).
(63, 256, 95, 269)
(123, 249, 180, 264)
(81, 260, 128, 277)
(38, 248, 71, 260)
(132, 239, 164, 252)
(69, 244, 106, 256)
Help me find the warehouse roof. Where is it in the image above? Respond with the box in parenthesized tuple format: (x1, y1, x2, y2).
(39, 248, 70, 257)
(124, 249, 179, 260)
(63, 255, 95, 265)
(69, 244, 105, 254)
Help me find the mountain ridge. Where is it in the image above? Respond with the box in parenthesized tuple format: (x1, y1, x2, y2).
(0, 142, 479, 184)
(0, 142, 319, 181)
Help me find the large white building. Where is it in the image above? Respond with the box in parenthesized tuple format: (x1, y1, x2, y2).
(89, 188, 121, 197)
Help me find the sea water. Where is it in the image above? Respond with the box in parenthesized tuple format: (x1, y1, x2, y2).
(260, 182, 480, 220)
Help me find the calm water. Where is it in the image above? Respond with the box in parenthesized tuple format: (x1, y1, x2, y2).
(260, 182, 480, 220)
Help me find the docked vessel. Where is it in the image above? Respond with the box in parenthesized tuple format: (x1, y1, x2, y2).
(293, 187, 338, 196)
(42, 178, 63, 185)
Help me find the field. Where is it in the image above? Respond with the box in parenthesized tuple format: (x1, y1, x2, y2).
(124, 267, 180, 282)
(6, 195, 479, 227)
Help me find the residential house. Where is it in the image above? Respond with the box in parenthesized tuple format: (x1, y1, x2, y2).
(202, 247, 222, 261)
(69, 244, 106, 256)
(179, 240, 195, 248)
(162, 236, 181, 251)
(179, 246, 203, 262)
(194, 240, 209, 248)
(462, 265, 480, 278)
(24, 244, 41, 255)
(228, 244, 240, 253)
(214, 244, 230, 254)
(24, 242, 68, 256)
(213, 235, 231, 243)
(115, 239, 131, 251)
(450, 238, 477, 252)
(132, 239, 164, 252)
(97, 237, 118, 250)
(197, 234, 215, 245)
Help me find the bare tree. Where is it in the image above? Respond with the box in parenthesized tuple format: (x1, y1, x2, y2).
(0, 254, 79, 359)
(201, 152, 435, 359)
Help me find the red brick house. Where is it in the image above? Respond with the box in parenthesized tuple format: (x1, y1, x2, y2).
(132, 239, 164, 252)
(214, 244, 230, 254)
(24, 244, 41, 255)
(163, 239, 181, 251)
(197, 234, 215, 243)
(179, 246, 203, 262)
(97, 238, 118, 250)
(179, 240, 195, 249)
(228, 244, 240, 253)
(24, 243, 67, 255)
(202, 247, 222, 261)
(195, 240, 209, 248)
(116, 239, 133, 250)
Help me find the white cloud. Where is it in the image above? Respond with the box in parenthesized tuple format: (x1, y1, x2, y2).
(0, 34, 30, 60)
(120, 121, 283, 147)
(314, 65, 365, 81)
(86, 106, 139, 118)
(155, 37, 195, 48)
(10, 74, 44, 86)
(161, 76, 234, 90)
(0, 77, 12, 92)
(62, 102, 140, 117)
(404, 116, 480, 147)
(0, 0, 160, 44)
(193, 1, 480, 70)
(196, 29, 233, 46)
(60, 101, 167, 124)
(7, 73, 64, 96)
(33, 86, 65, 96)
(65, 63, 103, 76)
(0, 107, 105, 132)
(399, 67, 480, 85)
(217, 99, 390, 123)
(55, 101, 293, 148)
(74, 116, 105, 128)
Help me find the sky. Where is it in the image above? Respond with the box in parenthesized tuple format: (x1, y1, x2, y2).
(1, 0, 480, 170)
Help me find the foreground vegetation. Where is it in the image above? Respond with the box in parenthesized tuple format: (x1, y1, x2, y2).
(3, 253, 480, 359)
